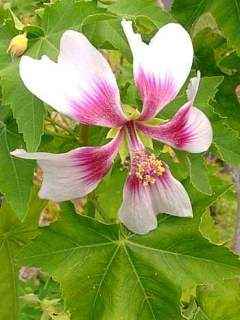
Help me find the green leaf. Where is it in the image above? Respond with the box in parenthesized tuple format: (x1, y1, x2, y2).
(213, 120, 240, 165)
(188, 155, 212, 195)
(109, 0, 172, 28)
(200, 187, 236, 246)
(106, 2, 172, 56)
(210, 1, 240, 55)
(83, 16, 131, 59)
(194, 279, 240, 320)
(193, 27, 226, 76)
(193, 25, 240, 76)
(172, 0, 210, 29)
(200, 211, 223, 245)
(0, 194, 43, 320)
(193, 30, 240, 165)
(195, 76, 224, 112)
(0, 20, 45, 152)
(187, 172, 231, 217)
(1, 65, 46, 152)
(37, 1, 106, 59)
(173, 0, 240, 54)
(19, 184, 240, 320)
(0, 127, 35, 219)
(0, 204, 20, 320)
(213, 76, 240, 134)
(8, 8, 24, 31)
(96, 165, 126, 222)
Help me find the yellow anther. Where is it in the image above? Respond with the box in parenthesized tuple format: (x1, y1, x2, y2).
(132, 151, 165, 186)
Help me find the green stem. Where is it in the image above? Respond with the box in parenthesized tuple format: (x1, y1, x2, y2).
(44, 128, 72, 140)
(46, 118, 74, 136)
(80, 125, 89, 146)
(45, 117, 82, 143)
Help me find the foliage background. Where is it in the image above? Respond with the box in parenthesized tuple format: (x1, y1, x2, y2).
(0, 0, 240, 319)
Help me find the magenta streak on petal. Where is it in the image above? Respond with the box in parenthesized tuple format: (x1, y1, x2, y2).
(70, 79, 126, 128)
(125, 167, 172, 210)
(136, 103, 194, 148)
(154, 168, 172, 189)
(71, 129, 123, 185)
(127, 161, 167, 200)
(126, 174, 142, 194)
(125, 121, 144, 152)
(136, 69, 177, 121)
(125, 173, 153, 208)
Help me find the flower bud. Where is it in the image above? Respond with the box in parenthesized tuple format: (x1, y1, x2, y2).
(7, 33, 28, 57)
(20, 293, 40, 305)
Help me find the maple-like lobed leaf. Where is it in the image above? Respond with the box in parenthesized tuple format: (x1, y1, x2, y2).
(18, 177, 239, 320)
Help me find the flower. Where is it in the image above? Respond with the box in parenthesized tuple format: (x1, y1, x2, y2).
(11, 20, 212, 234)
(19, 266, 41, 282)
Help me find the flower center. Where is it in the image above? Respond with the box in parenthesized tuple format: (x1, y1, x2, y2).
(130, 151, 165, 186)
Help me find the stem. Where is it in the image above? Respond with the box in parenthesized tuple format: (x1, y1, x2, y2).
(40, 275, 52, 299)
(230, 166, 240, 254)
(44, 128, 72, 140)
(46, 117, 75, 136)
(45, 116, 82, 143)
(80, 124, 89, 146)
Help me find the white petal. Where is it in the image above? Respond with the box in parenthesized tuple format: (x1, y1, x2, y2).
(121, 20, 193, 120)
(11, 133, 123, 202)
(186, 71, 201, 102)
(19, 30, 126, 127)
(136, 103, 213, 153)
(149, 167, 193, 217)
(20, 55, 70, 114)
(118, 164, 192, 234)
(118, 176, 157, 234)
(149, 23, 193, 85)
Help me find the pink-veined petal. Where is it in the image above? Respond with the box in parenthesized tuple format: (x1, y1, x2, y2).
(11, 131, 123, 202)
(125, 121, 145, 152)
(136, 102, 213, 153)
(118, 163, 192, 234)
(118, 175, 157, 234)
(149, 166, 192, 218)
(20, 30, 126, 128)
(121, 20, 193, 120)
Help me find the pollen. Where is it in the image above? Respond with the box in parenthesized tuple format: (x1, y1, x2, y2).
(131, 151, 165, 186)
